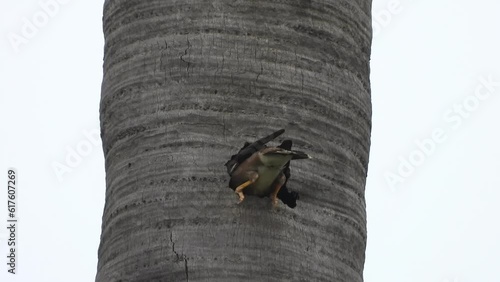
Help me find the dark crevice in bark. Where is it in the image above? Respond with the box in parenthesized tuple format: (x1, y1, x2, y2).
(184, 258, 189, 282)
(180, 37, 192, 74)
(170, 232, 189, 281)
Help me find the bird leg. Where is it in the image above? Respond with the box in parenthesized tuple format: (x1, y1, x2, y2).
(235, 172, 258, 204)
(271, 174, 286, 207)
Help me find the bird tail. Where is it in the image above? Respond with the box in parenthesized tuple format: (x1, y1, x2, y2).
(270, 148, 311, 160)
(290, 150, 311, 160)
(276, 140, 311, 160)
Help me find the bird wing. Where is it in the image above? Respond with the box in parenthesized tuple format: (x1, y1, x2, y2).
(224, 129, 285, 175)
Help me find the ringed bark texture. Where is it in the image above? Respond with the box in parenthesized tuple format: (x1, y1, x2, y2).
(97, 1, 372, 281)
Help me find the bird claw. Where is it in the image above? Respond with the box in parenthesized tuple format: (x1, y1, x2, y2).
(236, 192, 245, 204)
(271, 197, 279, 208)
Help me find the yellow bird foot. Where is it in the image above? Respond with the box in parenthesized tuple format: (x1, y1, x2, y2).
(234, 178, 255, 205)
(236, 191, 245, 204)
(270, 175, 285, 208)
(271, 196, 279, 208)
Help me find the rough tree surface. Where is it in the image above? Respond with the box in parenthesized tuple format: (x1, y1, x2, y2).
(97, 1, 372, 281)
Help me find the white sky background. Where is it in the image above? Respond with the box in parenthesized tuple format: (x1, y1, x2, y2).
(0, 0, 499, 281)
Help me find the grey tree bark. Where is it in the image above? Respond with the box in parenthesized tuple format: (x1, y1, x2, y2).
(96, 1, 372, 281)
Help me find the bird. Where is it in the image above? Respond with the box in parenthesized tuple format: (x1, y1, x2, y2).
(225, 129, 301, 207)
(225, 129, 310, 207)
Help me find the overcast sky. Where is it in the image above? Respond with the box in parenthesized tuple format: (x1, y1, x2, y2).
(1, 1, 499, 282)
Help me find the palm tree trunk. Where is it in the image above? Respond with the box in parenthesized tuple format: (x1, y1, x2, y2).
(96, 1, 372, 281)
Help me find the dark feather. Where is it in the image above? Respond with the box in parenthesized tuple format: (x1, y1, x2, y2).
(277, 140, 298, 208)
(224, 129, 285, 174)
